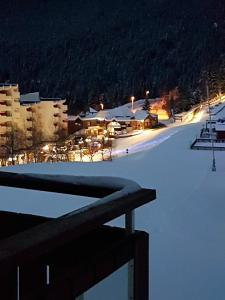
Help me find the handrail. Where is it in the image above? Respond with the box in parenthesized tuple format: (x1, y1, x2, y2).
(0, 171, 156, 270)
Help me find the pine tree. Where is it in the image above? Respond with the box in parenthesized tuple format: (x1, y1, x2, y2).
(142, 99, 150, 111)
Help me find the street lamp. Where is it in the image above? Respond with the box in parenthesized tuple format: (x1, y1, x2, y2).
(78, 138, 84, 162)
(145, 90, 150, 98)
(206, 82, 216, 171)
(100, 103, 104, 110)
(131, 96, 135, 112)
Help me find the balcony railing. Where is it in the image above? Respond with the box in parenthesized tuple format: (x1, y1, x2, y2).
(0, 111, 12, 117)
(0, 101, 11, 106)
(0, 172, 156, 300)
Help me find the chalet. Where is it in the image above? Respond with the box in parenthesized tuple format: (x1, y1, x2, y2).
(68, 107, 158, 137)
(215, 119, 225, 140)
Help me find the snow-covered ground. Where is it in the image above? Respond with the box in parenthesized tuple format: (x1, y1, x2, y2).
(1, 106, 225, 300)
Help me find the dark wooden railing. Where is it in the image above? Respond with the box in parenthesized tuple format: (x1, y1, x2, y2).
(0, 171, 156, 300)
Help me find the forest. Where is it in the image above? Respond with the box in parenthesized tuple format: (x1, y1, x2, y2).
(0, 0, 225, 113)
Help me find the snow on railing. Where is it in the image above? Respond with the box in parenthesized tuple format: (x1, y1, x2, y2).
(0, 171, 156, 268)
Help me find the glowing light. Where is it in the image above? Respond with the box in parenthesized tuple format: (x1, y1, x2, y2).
(85, 137, 91, 143)
(131, 96, 135, 112)
(100, 103, 104, 110)
(42, 144, 49, 151)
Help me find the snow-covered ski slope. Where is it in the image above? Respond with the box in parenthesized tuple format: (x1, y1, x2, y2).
(1, 106, 225, 300)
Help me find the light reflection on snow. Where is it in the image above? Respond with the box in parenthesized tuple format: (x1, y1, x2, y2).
(113, 130, 179, 157)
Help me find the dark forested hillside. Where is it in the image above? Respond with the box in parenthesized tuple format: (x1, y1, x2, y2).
(0, 0, 225, 112)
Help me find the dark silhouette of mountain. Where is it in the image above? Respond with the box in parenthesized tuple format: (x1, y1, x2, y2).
(0, 0, 225, 112)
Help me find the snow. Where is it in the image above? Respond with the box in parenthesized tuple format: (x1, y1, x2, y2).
(20, 92, 40, 103)
(215, 122, 225, 131)
(211, 103, 225, 115)
(133, 109, 149, 120)
(1, 106, 225, 299)
(70, 99, 157, 122)
(194, 142, 225, 147)
(89, 107, 97, 113)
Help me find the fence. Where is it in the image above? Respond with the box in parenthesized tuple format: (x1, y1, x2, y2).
(0, 172, 156, 300)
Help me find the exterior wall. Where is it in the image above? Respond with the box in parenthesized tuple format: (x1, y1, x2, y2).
(217, 131, 225, 140)
(20, 105, 33, 147)
(31, 100, 68, 142)
(0, 85, 68, 153)
(0, 84, 23, 150)
(68, 119, 83, 134)
(68, 111, 159, 137)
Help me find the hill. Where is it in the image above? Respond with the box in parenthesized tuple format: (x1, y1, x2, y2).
(0, 0, 225, 112)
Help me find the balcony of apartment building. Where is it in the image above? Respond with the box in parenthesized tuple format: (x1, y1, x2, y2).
(0, 136, 7, 145)
(0, 99, 12, 106)
(26, 131, 33, 140)
(26, 107, 33, 112)
(0, 90, 12, 101)
(62, 119, 68, 130)
(0, 86, 19, 99)
(0, 121, 11, 132)
(26, 136, 33, 142)
(0, 173, 155, 300)
(26, 117, 33, 122)
(53, 103, 60, 109)
(0, 125, 7, 135)
(0, 110, 12, 120)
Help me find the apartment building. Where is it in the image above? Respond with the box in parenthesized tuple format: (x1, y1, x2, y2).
(20, 94, 68, 143)
(0, 84, 23, 150)
(0, 84, 68, 153)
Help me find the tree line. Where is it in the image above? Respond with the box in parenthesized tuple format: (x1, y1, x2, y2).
(0, 0, 224, 113)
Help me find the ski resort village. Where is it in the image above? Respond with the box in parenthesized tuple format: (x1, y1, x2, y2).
(0, 82, 225, 299)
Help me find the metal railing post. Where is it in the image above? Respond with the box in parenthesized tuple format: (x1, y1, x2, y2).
(17, 266, 20, 300)
(126, 210, 135, 300)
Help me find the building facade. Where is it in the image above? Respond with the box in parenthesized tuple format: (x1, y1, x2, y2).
(0, 84, 68, 155)
(68, 108, 158, 137)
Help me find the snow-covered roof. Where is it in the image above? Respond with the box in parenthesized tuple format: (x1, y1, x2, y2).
(215, 122, 225, 132)
(68, 115, 77, 121)
(20, 92, 40, 104)
(70, 107, 153, 123)
(89, 107, 97, 113)
(69, 98, 161, 122)
(134, 110, 148, 121)
(40, 97, 65, 103)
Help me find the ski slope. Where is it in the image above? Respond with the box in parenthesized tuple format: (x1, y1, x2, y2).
(1, 107, 225, 300)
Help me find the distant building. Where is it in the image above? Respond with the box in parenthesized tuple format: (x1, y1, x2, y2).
(0, 84, 68, 153)
(215, 119, 225, 140)
(68, 106, 158, 136)
(0, 84, 25, 150)
(21, 94, 68, 143)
